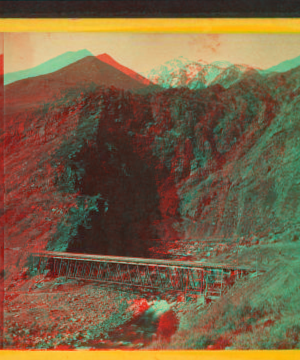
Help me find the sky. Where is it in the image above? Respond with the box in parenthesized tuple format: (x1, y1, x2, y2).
(4, 33, 300, 75)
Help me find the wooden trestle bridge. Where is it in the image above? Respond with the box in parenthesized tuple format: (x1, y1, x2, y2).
(31, 251, 256, 299)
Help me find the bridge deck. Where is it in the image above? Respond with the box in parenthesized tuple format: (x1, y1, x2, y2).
(31, 251, 260, 299)
(32, 251, 255, 271)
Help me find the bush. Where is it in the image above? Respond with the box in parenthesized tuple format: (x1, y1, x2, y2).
(157, 310, 179, 340)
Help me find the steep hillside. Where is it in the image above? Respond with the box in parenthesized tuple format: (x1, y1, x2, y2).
(3, 84, 179, 282)
(146, 66, 300, 351)
(178, 81, 299, 262)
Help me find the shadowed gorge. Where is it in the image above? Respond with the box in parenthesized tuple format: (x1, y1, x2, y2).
(51, 87, 181, 258)
(66, 124, 164, 258)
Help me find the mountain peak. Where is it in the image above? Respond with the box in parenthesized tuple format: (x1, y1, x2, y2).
(96, 53, 151, 86)
(211, 60, 232, 69)
(75, 49, 93, 56)
(5, 53, 152, 114)
(98, 53, 113, 60)
(4, 49, 93, 85)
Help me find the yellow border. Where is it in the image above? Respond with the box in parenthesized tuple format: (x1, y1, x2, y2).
(1, 16, 300, 360)
(0, 350, 299, 360)
(1, 18, 300, 33)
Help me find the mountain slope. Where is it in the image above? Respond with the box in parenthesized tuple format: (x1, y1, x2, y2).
(6, 58, 300, 269)
(5, 55, 150, 114)
(3, 59, 300, 350)
(149, 68, 300, 350)
(264, 54, 300, 73)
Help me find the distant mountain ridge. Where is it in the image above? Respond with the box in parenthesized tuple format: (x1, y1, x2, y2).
(5, 50, 152, 88)
(5, 50, 300, 116)
(143, 54, 300, 89)
(143, 57, 256, 90)
(4, 49, 93, 85)
(5, 49, 300, 90)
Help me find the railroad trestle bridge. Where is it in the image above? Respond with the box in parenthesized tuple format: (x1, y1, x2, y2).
(31, 251, 256, 299)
